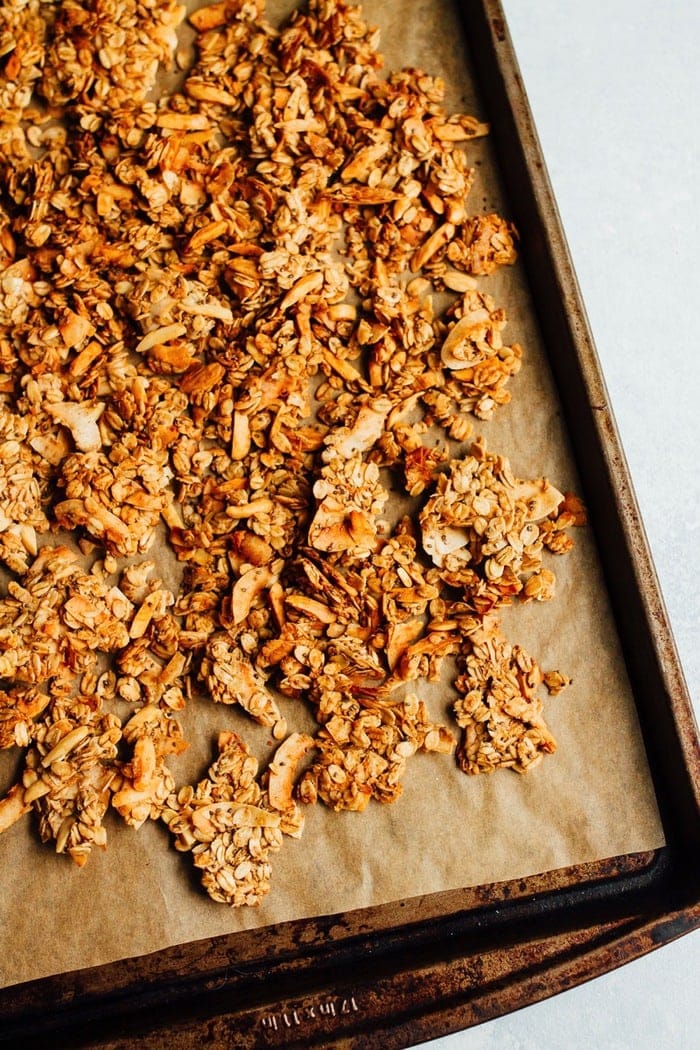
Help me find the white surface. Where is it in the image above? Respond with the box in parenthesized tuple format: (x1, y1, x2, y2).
(418, 1, 700, 1048)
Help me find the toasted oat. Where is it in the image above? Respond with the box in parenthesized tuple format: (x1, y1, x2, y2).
(419, 439, 574, 610)
(0, 406, 48, 571)
(308, 453, 388, 555)
(0, 0, 55, 126)
(0, 685, 49, 749)
(453, 617, 556, 775)
(162, 731, 301, 907)
(54, 445, 174, 558)
(299, 692, 454, 811)
(543, 669, 572, 696)
(40, 0, 184, 113)
(201, 634, 284, 730)
(112, 705, 188, 828)
(21, 699, 122, 866)
(447, 213, 518, 276)
(0, 545, 131, 683)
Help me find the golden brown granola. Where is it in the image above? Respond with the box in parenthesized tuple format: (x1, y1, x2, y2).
(453, 616, 557, 775)
(163, 730, 305, 906)
(419, 438, 567, 610)
(0, 0, 586, 903)
(21, 697, 122, 866)
(112, 703, 188, 828)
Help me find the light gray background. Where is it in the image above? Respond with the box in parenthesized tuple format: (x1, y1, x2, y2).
(418, 1, 700, 1047)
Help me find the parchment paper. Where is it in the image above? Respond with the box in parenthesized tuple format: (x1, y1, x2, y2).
(0, 0, 665, 990)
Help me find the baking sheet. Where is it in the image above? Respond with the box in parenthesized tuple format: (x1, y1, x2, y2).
(0, 0, 665, 991)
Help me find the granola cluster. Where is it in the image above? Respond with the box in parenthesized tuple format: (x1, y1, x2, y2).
(0, 0, 585, 906)
(163, 730, 306, 906)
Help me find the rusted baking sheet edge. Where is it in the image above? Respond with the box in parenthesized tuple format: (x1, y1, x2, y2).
(2, 2, 699, 1047)
(1, 850, 697, 1049)
(468, 0, 700, 845)
(0, 849, 690, 1049)
(69, 891, 700, 1049)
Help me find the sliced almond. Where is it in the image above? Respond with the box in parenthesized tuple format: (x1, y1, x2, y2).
(0, 784, 31, 834)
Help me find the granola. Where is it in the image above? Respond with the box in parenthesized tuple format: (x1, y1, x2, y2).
(163, 730, 305, 906)
(0, 0, 586, 906)
(21, 697, 122, 866)
(453, 616, 557, 775)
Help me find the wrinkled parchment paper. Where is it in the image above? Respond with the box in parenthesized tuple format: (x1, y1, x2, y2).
(0, 0, 664, 990)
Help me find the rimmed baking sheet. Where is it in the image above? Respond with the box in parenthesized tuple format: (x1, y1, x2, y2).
(0, 1, 698, 1046)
